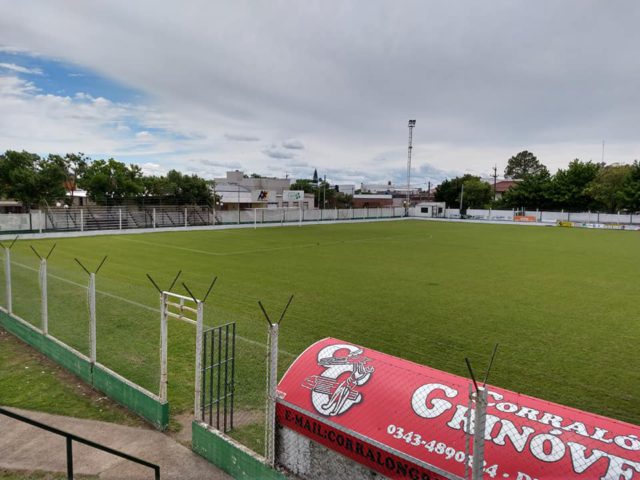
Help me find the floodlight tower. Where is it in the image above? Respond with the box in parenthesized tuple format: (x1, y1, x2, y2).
(406, 120, 416, 215)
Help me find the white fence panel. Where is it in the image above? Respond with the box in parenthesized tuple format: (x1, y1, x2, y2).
(541, 211, 568, 222)
(0, 213, 31, 231)
(283, 209, 300, 222)
(304, 209, 321, 222)
(569, 212, 591, 222)
(336, 209, 351, 220)
(218, 211, 238, 224)
(599, 213, 627, 224)
(490, 209, 515, 220)
(467, 209, 489, 218)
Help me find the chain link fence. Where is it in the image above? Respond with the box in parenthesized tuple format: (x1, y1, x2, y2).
(46, 269, 90, 355)
(0, 247, 6, 307)
(96, 291, 160, 394)
(9, 248, 41, 327)
(0, 243, 167, 428)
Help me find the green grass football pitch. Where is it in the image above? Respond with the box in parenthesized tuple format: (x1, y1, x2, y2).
(3, 220, 639, 434)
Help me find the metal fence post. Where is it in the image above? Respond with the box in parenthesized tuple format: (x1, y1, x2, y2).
(40, 258, 48, 334)
(153, 208, 157, 229)
(66, 436, 74, 479)
(80, 208, 84, 232)
(265, 321, 279, 466)
(160, 292, 168, 402)
(471, 387, 488, 480)
(89, 272, 96, 363)
(4, 248, 11, 314)
(194, 300, 204, 417)
(185, 208, 188, 228)
(118, 208, 122, 230)
(465, 383, 473, 480)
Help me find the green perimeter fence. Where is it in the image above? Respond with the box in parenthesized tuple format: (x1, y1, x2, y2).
(0, 242, 295, 478)
(0, 246, 168, 430)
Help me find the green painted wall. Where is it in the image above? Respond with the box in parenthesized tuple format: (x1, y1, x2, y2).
(93, 365, 169, 429)
(192, 421, 285, 480)
(0, 311, 168, 430)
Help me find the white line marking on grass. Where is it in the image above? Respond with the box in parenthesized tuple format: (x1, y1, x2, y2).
(10, 260, 295, 357)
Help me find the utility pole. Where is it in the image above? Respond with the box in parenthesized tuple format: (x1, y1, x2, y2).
(602, 140, 605, 164)
(323, 175, 327, 209)
(406, 120, 416, 216)
(492, 164, 498, 201)
(459, 183, 464, 213)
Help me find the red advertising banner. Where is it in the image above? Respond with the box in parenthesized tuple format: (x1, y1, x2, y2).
(276, 338, 640, 480)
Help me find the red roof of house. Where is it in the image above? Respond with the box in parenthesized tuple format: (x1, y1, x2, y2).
(494, 180, 519, 193)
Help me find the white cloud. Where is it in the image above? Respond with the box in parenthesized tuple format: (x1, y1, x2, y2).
(2, 2, 640, 183)
(140, 162, 165, 176)
(0, 62, 42, 75)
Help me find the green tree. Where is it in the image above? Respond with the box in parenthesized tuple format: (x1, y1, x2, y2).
(290, 179, 316, 194)
(167, 170, 213, 205)
(290, 178, 338, 208)
(550, 160, 602, 211)
(434, 174, 479, 207)
(499, 171, 553, 209)
(0, 150, 67, 209)
(461, 178, 492, 209)
(142, 175, 172, 204)
(585, 164, 632, 212)
(334, 192, 353, 209)
(505, 151, 548, 179)
(78, 158, 144, 205)
(621, 161, 640, 211)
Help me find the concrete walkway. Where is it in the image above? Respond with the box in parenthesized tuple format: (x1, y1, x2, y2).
(0, 407, 230, 479)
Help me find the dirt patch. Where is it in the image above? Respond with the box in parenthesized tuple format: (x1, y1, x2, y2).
(0, 469, 97, 480)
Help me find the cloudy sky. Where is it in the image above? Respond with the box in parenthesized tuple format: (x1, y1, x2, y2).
(1, 1, 639, 186)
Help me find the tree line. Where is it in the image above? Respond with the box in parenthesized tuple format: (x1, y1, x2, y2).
(0, 150, 214, 209)
(435, 151, 640, 212)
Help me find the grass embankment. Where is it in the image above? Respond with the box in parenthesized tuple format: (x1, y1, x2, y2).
(0, 327, 144, 426)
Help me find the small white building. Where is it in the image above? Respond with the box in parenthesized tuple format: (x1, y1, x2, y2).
(414, 202, 446, 217)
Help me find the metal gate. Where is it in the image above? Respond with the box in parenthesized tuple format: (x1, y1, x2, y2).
(200, 322, 236, 433)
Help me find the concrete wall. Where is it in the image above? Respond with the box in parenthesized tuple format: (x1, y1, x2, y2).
(192, 421, 285, 480)
(277, 426, 379, 480)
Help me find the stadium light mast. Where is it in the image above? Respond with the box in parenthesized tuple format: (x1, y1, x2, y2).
(406, 120, 416, 216)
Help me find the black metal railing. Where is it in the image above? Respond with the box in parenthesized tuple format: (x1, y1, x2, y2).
(0, 407, 160, 479)
(201, 322, 236, 433)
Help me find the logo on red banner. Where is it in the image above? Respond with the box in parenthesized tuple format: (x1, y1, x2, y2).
(301, 343, 374, 416)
